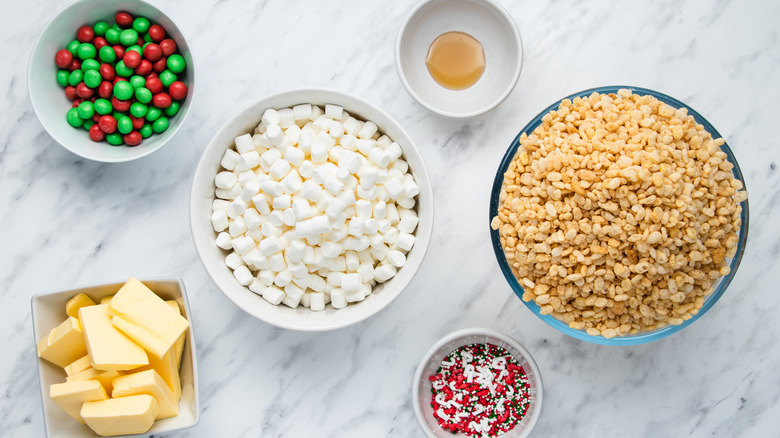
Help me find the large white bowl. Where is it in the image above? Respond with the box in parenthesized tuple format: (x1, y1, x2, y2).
(190, 88, 434, 331)
(28, 0, 195, 163)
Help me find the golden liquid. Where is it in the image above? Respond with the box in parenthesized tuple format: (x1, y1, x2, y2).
(425, 31, 486, 90)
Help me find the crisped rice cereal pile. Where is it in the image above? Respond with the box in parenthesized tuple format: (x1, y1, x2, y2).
(491, 89, 748, 338)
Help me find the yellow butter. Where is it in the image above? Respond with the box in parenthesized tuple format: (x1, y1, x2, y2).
(68, 367, 124, 394)
(65, 293, 95, 318)
(50, 380, 108, 424)
(165, 300, 186, 367)
(81, 394, 158, 437)
(79, 304, 148, 371)
(134, 304, 185, 400)
(99, 295, 114, 305)
(37, 317, 88, 368)
(108, 278, 188, 359)
(64, 355, 92, 376)
(112, 369, 179, 419)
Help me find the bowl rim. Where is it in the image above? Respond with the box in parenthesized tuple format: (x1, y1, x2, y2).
(411, 327, 543, 438)
(394, 0, 524, 118)
(189, 87, 434, 331)
(488, 85, 750, 345)
(27, 0, 196, 163)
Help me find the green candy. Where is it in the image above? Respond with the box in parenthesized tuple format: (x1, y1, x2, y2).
(115, 60, 133, 77)
(68, 69, 83, 86)
(127, 45, 142, 54)
(99, 46, 116, 63)
(66, 108, 82, 127)
(56, 70, 69, 87)
(81, 59, 100, 71)
(164, 102, 179, 117)
(133, 17, 150, 33)
(113, 81, 134, 100)
(105, 28, 120, 44)
(119, 29, 139, 46)
(143, 33, 152, 43)
(135, 87, 152, 104)
(166, 54, 185, 73)
(129, 75, 145, 89)
(159, 70, 177, 87)
(112, 23, 121, 32)
(152, 117, 169, 133)
(93, 21, 109, 36)
(145, 106, 161, 121)
(77, 43, 96, 60)
(139, 124, 153, 138)
(77, 101, 94, 119)
(82, 120, 95, 131)
(130, 102, 148, 118)
(83, 69, 102, 88)
(94, 99, 112, 115)
(106, 133, 123, 146)
(117, 116, 133, 134)
(67, 40, 80, 55)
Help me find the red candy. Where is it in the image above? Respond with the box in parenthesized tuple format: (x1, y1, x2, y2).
(130, 116, 145, 130)
(115, 12, 133, 28)
(144, 72, 158, 80)
(142, 43, 162, 62)
(153, 57, 167, 73)
(159, 39, 177, 57)
(113, 45, 125, 60)
(152, 93, 172, 108)
(148, 24, 165, 42)
(68, 59, 82, 71)
(123, 50, 141, 69)
(99, 63, 115, 81)
(145, 77, 163, 94)
(92, 114, 101, 123)
(124, 131, 142, 146)
(76, 82, 94, 99)
(134, 60, 152, 76)
(168, 81, 188, 100)
(89, 124, 106, 142)
(76, 26, 94, 43)
(93, 36, 109, 50)
(112, 97, 131, 112)
(55, 49, 73, 69)
(98, 115, 117, 133)
(72, 99, 82, 108)
(112, 76, 127, 85)
(98, 81, 113, 99)
(64, 85, 77, 100)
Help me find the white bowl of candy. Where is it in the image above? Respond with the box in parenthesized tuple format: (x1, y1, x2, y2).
(412, 328, 543, 438)
(190, 88, 433, 331)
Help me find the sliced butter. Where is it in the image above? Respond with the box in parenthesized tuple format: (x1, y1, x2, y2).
(81, 394, 158, 437)
(68, 367, 124, 394)
(79, 304, 148, 371)
(37, 317, 88, 368)
(112, 369, 179, 419)
(50, 380, 108, 424)
(65, 293, 95, 318)
(64, 355, 92, 376)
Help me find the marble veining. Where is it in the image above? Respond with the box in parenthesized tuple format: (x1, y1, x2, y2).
(2, 0, 779, 436)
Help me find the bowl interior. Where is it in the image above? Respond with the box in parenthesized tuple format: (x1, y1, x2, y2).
(31, 278, 199, 437)
(28, 0, 195, 163)
(396, 0, 522, 118)
(489, 85, 750, 346)
(412, 329, 542, 438)
(190, 88, 433, 331)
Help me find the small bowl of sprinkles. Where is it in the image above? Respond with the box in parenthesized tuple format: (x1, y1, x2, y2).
(412, 328, 542, 438)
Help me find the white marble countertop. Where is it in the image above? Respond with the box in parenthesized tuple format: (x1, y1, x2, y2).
(3, 0, 779, 436)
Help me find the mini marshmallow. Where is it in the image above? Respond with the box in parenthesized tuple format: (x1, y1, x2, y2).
(387, 203, 400, 224)
(403, 178, 420, 198)
(331, 212, 349, 229)
(262, 220, 282, 237)
(290, 199, 313, 221)
(299, 180, 322, 202)
(357, 120, 378, 139)
(310, 141, 328, 163)
(260, 148, 282, 169)
(272, 194, 292, 210)
(248, 279, 267, 295)
(311, 215, 332, 234)
(231, 235, 256, 255)
(326, 271, 344, 287)
(261, 108, 281, 126)
(237, 151, 261, 171)
(341, 273, 361, 292)
(215, 183, 242, 200)
(329, 121, 344, 138)
(374, 264, 397, 282)
(282, 208, 296, 227)
(253, 133, 270, 149)
(397, 194, 415, 209)
(225, 252, 244, 270)
(229, 215, 247, 237)
(348, 217, 365, 237)
(213, 199, 230, 212)
(343, 117, 361, 135)
(384, 227, 400, 245)
(266, 124, 285, 147)
(376, 135, 392, 149)
(398, 215, 419, 234)
(251, 193, 271, 215)
(355, 200, 372, 219)
(259, 236, 284, 255)
(298, 160, 315, 178)
(330, 288, 348, 309)
(285, 240, 306, 263)
(238, 180, 259, 202)
(331, 255, 346, 272)
(273, 270, 293, 288)
(378, 219, 392, 234)
(281, 283, 304, 308)
(369, 147, 391, 168)
(356, 138, 376, 155)
(310, 292, 326, 311)
(247, 250, 269, 270)
(262, 285, 285, 305)
(215, 171, 238, 189)
(320, 241, 343, 259)
(258, 270, 275, 287)
(216, 232, 233, 250)
(277, 108, 295, 128)
(357, 185, 378, 201)
(391, 159, 409, 174)
(373, 201, 387, 219)
(269, 159, 292, 181)
(345, 251, 360, 271)
(384, 177, 405, 198)
(284, 146, 305, 167)
(300, 292, 311, 308)
(227, 198, 248, 218)
(211, 210, 229, 231)
(233, 265, 254, 286)
(287, 262, 308, 279)
(358, 261, 375, 282)
(261, 180, 284, 197)
(325, 199, 346, 219)
(237, 170, 256, 185)
(281, 169, 303, 193)
(340, 134, 357, 151)
(269, 253, 286, 271)
(364, 218, 379, 235)
(386, 142, 403, 161)
(370, 243, 390, 261)
(386, 250, 406, 268)
(324, 176, 345, 195)
(221, 149, 240, 170)
(247, 228, 264, 242)
(284, 124, 301, 144)
(325, 104, 343, 120)
(345, 286, 367, 303)
(368, 232, 385, 248)
(235, 133, 255, 154)
(293, 104, 312, 121)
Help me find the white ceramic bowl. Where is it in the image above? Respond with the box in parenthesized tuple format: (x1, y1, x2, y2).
(396, 0, 522, 118)
(31, 278, 199, 437)
(412, 328, 543, 438)
(28, 0, 195, 163)
(190, 88, 434, 331)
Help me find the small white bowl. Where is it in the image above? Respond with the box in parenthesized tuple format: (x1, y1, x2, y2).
(31, 278, 199, 437)
(412, 328, 543, 438)
(190, 88, 434, 331)
(28, 0, 195, 163)
(396, 0, 523, 118)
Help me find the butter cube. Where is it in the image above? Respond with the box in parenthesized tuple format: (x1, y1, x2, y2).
(112, 369, 179, 419)
(68, 367, 124, 394)
(81, 394, 158, 437)
(108, 278, 188, 359)
(132, 300, 186, 399)
(65, 293, 95, 318)
(165, 300, 186, 367)
(79, 304, 148, 371)
(50, 380, 108, 423)
(99, 295, 114, 305)
(64, 355, 92, 376)
(37, 317, 88, 367)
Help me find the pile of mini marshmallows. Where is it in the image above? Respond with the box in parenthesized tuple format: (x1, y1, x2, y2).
(211, 104, 420, 311)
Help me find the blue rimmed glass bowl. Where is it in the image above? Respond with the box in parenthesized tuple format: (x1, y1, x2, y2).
(489, 85, 749, 346)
